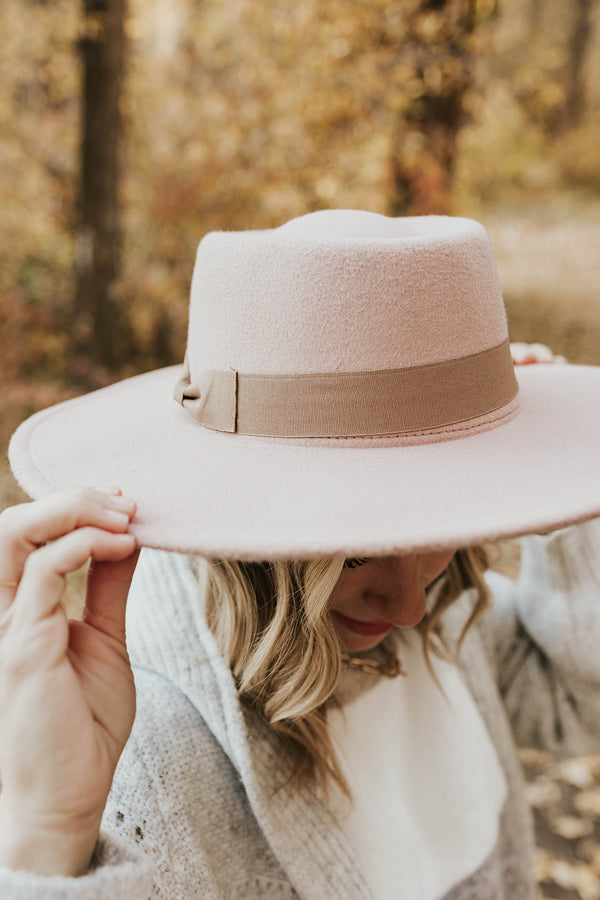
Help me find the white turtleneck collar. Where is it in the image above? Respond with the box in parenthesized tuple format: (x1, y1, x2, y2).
(329, 627, 507, 900)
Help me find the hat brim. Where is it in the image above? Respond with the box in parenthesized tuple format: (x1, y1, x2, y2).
(8, 365, 600, 559)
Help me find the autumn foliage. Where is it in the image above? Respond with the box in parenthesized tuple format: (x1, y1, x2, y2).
(0, 0, 599, 388)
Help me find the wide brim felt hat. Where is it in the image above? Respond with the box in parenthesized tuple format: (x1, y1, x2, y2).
(9, 210, 600, 559)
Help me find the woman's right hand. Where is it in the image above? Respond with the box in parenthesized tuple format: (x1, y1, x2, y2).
(0, 488, 139, 877)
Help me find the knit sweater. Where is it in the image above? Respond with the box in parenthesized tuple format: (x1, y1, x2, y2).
(3, 520, 600, 899)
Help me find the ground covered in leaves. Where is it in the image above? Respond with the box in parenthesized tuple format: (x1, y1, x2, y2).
(523, 750, 600, 900)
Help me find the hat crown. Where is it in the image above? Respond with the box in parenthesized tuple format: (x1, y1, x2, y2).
(277, 208, 477, 242)
(186, 211, 508, 378)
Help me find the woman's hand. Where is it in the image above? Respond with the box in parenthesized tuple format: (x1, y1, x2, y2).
(510, 341, 567, 365)
(0, 488, 138, 877)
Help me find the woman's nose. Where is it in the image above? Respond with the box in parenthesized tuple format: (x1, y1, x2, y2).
(361, 555, 427, 628)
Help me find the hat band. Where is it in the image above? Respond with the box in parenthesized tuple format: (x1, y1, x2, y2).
(173, 338, 518, 438)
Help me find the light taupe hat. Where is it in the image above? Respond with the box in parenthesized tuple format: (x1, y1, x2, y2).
(9, 210, 600, 558)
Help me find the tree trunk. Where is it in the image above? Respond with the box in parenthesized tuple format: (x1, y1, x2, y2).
(389, 0, 478, 216)
(529, 0, 543, 35)
(74, 0, 127, 376)
(563, 0, 592, 129)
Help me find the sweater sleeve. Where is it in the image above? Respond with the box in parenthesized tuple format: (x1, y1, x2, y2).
(0, 832, 153, 899)
(480, 517, 600, 755)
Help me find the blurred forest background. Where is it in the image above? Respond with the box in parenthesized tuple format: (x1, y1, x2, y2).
(1, 1, 600, 896)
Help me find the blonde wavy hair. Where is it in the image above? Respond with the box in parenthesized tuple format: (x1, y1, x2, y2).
(191, 547, 491, 797)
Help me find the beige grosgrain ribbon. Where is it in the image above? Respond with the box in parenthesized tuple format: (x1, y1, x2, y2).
(173, 338, 518, 438)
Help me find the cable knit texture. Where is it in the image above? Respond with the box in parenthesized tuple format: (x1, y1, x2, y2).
(0, 833, 152, 898)
(2, 519, 600, 898)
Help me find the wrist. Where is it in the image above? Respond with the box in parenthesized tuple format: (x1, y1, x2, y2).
(0, 802, 102, 877)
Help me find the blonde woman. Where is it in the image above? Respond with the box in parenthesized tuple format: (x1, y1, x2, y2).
(2, 210, 600, 899)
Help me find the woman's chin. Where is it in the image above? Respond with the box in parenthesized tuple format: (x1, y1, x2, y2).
(339, 631, 390, 654)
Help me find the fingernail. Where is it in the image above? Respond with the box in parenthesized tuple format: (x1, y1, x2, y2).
(105, 509, 130, 526)
(111, 531, 136, 543)
(109, 496, 137, 513)
(98, 485, 122, 495)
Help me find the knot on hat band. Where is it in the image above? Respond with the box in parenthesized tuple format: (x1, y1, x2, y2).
(173, 338, 518, 439)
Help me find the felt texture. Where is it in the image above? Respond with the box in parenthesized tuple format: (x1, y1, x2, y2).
(187, 211, 507, 376)
(8, 210, 600, 557)
(8, 364, 600, 558)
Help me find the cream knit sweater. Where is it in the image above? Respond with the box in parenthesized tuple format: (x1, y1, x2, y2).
(3, 521, 600, 899)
